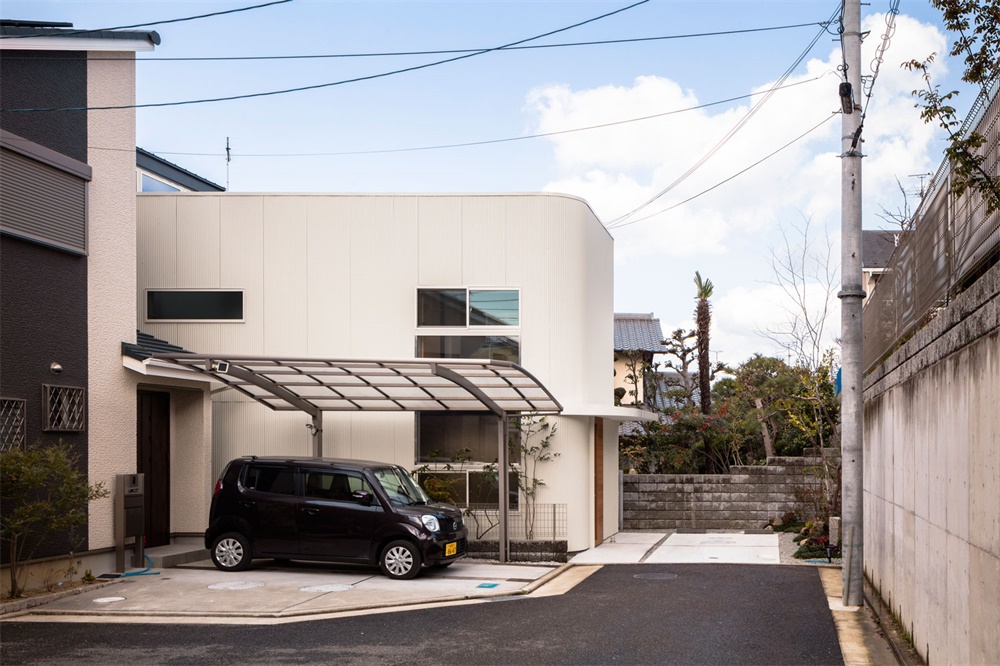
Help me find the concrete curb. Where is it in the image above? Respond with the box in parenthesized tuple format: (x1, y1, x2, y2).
(13, 564, 577, 621)
(0, 579, 123, 617)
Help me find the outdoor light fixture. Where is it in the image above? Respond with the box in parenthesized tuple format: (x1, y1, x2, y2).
(210, 361, 230, 373)
(839, 82, 855, 115)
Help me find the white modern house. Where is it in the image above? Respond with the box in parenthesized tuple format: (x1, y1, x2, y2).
(135, 192, 653, 553)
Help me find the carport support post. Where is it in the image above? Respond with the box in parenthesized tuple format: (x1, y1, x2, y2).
(311, 412, 323, 457)
(498, 412, 509, 564)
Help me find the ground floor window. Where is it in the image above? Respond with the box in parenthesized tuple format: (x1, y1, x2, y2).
(416, 412, 520, 509)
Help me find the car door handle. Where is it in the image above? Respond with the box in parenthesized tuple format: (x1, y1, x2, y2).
(239, 501, 255, 508)
(302, 508, 319, 515)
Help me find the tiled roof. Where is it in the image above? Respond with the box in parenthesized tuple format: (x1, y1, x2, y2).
(122, 331, 190, 361)
(614, 313, 666, 352)
(862, 230, 900, 269)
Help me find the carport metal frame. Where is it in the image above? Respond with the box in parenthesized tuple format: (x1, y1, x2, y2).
(151, 353, 563, 563)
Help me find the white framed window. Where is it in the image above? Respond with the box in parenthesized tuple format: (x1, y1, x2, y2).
(145, 289, 245, 323)
(417, 288, 519, 328)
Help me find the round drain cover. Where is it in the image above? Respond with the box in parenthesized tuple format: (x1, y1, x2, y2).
(299, 584, 353, 593)
(93, 596, 127, 604)
(208, 581, 265, 590)
(633, 573, 678, 580)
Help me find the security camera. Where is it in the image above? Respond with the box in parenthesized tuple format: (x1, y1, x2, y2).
(50, 362, 63, 374)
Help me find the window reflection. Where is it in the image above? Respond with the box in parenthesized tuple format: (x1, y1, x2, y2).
(416, 335, 519, 363)
(469, 289, 518, 326)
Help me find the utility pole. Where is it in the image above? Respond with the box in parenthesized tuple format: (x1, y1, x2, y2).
(838, 0, 864, 607)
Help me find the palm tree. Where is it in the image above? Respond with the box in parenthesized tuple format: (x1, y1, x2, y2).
(694, 272, 714, 415)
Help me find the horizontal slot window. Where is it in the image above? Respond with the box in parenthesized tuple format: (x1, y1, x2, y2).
(147, 290, 244, 321)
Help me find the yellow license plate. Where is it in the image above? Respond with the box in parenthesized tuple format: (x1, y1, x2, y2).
(445, 542, 457, 557)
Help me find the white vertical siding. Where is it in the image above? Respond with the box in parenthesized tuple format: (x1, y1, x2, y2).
(418, 197, 463, 285)
(263, 197, 309, 355)
(137, 192, 614, 550)
(305, 197, 351, 355)
(220, 196, 265, 353)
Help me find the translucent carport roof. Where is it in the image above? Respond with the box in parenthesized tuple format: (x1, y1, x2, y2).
(149, 354, 562, 418)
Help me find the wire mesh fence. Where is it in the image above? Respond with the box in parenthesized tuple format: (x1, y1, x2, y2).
(463, 503, 567, 542)
(863, 80, 999, 373)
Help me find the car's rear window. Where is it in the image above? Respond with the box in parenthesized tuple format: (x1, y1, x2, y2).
(243, 465, 296, 496)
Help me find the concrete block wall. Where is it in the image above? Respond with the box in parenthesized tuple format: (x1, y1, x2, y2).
(863, 261, 1000, 666)
(622, 453, 836, 530)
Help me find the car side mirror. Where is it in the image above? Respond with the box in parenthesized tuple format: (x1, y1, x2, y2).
(352, 489, 373, 506)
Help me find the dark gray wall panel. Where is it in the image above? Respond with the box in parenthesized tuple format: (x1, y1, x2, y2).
(0, 235, 89, 559)
(0, 50, 87, 162)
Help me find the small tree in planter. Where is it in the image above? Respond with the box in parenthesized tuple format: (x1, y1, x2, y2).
(512, 416, 558, 540)
(1, 441, 108, 598)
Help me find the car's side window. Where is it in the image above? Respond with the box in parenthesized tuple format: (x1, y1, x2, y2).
(243, 465, 296, 496)
(303, 470, 372, 502)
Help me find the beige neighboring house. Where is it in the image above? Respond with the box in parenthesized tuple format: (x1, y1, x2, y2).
(1, 21, 214, 589)
(613, 313, 667, 407)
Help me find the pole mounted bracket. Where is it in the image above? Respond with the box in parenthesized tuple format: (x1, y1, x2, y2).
(838, 288, 867, 299)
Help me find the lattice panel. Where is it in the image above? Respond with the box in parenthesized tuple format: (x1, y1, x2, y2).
(43, 385, 86, 432)
(0, 398, 26, 451)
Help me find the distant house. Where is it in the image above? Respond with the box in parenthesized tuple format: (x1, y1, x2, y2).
(613, 313, 666, 407)
(135, 148, 224, 193)
(862, 230, 900, 306)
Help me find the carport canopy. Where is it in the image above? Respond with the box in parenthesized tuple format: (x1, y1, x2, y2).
(149, 353, 562, 419)
(148, 353, 566, 564)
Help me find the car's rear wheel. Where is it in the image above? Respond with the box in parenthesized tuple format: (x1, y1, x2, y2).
(211, 532, 252, 571)
(379, 540, 422, 580)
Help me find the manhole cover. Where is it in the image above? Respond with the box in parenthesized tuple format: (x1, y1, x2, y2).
(208, 581, 265, 590)
(93, 596, 127, 603)
(633, 573, 678, 580)
(299, 584, 352, 593)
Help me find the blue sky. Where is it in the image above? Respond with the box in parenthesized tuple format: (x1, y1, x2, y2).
(3, 1, 973, 365)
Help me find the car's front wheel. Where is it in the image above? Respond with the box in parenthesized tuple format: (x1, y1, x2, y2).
(211, 532, 252, 571)
(379, 540, 422, 580)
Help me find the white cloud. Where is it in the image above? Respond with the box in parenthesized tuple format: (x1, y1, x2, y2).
(525, 12, 947, 368)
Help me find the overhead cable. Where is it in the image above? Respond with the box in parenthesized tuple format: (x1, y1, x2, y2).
(0, 0, 294, 39)
(147, 74, 831, 158)
(0, 0, 648, 113)
(2, 21, 829, 61)
(605, 2, 842, 228)
(609, 112, 840, 230)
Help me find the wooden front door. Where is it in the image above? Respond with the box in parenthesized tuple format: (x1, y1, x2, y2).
(594, 417, 604, 546)
(137, 390, 170, 547)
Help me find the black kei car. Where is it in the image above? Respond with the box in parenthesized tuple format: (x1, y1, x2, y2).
(205, 456, 467, 579)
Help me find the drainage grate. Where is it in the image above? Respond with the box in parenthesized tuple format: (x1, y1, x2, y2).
(633, 573, 678, 580)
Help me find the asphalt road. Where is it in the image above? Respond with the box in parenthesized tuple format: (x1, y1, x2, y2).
(1, 564, 843, 665)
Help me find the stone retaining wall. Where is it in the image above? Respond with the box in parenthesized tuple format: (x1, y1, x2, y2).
(622, 452, 838, 530)
(466, 540, 568, 563)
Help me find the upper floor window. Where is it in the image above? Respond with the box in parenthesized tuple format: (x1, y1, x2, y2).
(146, 290, 244, 322)
(418, 288, 518, 328)
(139, 173, 180, 193)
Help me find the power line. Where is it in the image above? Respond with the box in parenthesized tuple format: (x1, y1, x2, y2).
(1, 21, 828, 61)
(608, 112, 840, 230)
(0, 0, 649, 113)
(145, 74, 830, 158)
(0, 0, 293, 39)
(605, 2, 842, 228)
